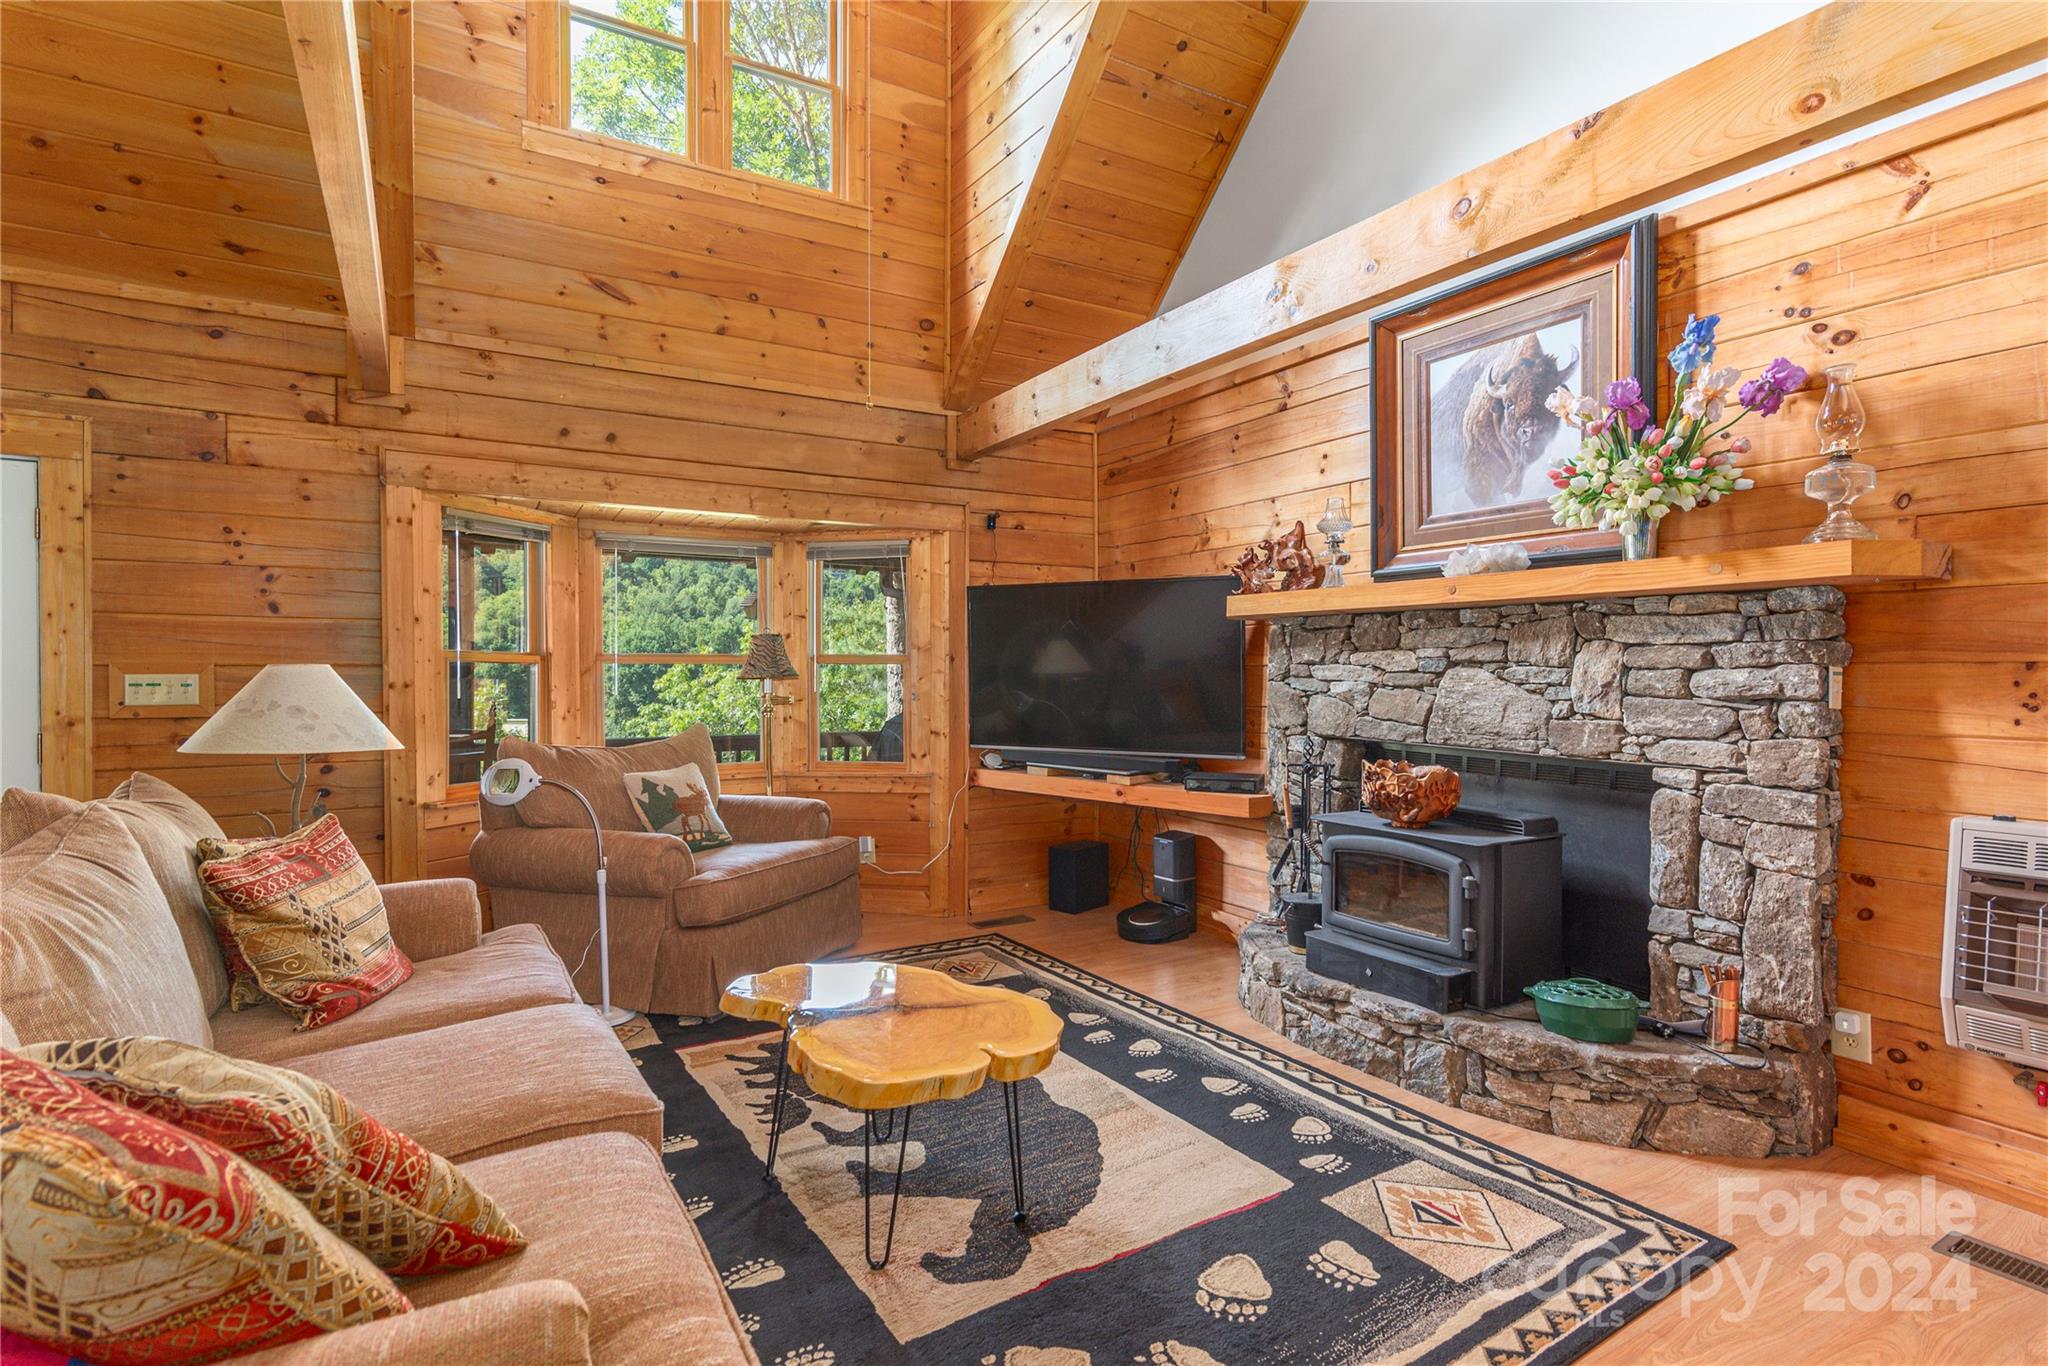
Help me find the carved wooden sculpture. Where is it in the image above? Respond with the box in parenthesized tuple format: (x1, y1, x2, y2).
(1231, 520, 1325, 592)
(1360, 759, 1461, 828)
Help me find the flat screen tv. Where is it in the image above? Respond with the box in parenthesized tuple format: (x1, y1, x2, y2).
(968, 576, 1245, 760)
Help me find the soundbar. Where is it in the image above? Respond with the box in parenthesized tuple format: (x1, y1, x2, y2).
(1183, 772, 1265, 795)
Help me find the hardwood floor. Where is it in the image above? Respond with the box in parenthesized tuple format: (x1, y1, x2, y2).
(847, 910, 2048, 1366)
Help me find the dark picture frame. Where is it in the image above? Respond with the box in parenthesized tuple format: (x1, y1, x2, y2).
(1367, 215, 1658, 580)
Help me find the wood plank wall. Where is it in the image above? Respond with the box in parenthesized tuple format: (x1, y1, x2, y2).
(0, 1, 340, 320)
(411, 0, 944, 409)
(0, 1, 1105, 917)
(0, 278, 1093, 915)
(1088, 84, 2048, 1214)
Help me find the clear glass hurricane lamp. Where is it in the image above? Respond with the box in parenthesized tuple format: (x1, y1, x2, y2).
(1803, 363, 1879, 543)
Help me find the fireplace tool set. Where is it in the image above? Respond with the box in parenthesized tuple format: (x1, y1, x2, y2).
(1268, 737, 1342, 948)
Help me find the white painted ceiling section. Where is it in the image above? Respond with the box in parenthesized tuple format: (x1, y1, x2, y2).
(1161, 0, 1829, 312)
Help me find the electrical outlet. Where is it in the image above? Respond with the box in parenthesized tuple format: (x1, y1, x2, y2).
(1831, 1007, 1872, 1064)
(857, 835, 876, 864)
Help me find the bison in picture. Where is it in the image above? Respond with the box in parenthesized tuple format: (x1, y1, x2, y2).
(1430, 333, 1579, 508)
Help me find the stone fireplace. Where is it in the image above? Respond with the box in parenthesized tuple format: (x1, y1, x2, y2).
(1240, 586, 1848, 1157)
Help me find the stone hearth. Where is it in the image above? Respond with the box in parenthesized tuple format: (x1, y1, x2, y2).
(1245, 586, 1849, 1155)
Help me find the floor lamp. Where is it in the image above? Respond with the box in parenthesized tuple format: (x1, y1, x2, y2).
(739, 631, 799, 796)
(480, 757, 633, 1027)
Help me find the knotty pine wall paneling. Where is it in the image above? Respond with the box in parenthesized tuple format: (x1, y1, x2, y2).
(1089, 83, 2048, 1214)
(0, 275, 1097, 918)
(412, 0, 946, 410)
(0, 1, 341, 321)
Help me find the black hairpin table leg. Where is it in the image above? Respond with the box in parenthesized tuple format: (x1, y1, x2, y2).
(1002, 1080, 1028, 1225)
(862, 1106, 916, 1270)
(762, 1020, 793, 1182)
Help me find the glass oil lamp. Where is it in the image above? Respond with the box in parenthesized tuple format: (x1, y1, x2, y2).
(1315, 496, 1355, 587)
(1803, 363, 1878, 542)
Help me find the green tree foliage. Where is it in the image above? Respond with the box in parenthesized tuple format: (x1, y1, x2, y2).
(569, 2, 690, 155)
(569, 0, 832, 190)
(600, 551, 905, 760)
(446, 539, 535, 742)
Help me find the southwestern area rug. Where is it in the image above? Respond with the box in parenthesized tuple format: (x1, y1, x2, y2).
(625, 935, 1730, 1365)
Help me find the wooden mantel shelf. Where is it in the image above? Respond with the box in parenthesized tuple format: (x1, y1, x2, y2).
(1225, 540, 1951, 621)
(970, 766, 1272, 819)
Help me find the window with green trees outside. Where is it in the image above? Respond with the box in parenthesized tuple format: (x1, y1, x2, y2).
(602, 542, 767, 761)
(443, 518, 548, 787)
(812, 543, 908, 764)
(566, 0, 840, 193)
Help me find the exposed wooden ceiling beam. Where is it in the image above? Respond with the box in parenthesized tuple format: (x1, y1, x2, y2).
(954, 0, 2048, 458)
(283, 0, 392, 392)
(946, 1, 1128, 410)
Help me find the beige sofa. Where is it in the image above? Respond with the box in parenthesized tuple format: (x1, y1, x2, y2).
(0, 777, 758, 1366)
(470, 733, 862, 1016)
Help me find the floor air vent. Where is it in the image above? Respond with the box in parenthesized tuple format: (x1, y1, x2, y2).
(1933, 1233, 2048, 1293)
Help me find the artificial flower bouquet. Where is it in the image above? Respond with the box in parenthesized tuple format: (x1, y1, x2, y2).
(1543, 313, 1807, 546)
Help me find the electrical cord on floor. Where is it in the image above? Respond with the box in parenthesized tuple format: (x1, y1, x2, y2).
(1458, 1002, 1773, 1069)
(863, 781, 970, 876)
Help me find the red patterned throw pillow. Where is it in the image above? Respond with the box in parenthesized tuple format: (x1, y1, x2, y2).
(196, 816, 414, 1030)
(23, 1037, 526, 1277)
(0, 1051, 409, 1363)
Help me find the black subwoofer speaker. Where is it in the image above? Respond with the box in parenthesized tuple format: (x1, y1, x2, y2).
(1047, 840, 1109, 914)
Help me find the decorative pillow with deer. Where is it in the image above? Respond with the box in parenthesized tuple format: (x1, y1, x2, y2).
(624, 763, 733, 853)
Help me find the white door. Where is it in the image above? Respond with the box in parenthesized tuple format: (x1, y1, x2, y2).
(1, 457, 41, 790)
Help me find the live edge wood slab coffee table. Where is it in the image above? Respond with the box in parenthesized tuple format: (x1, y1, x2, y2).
(720, 961, 1063, 1269)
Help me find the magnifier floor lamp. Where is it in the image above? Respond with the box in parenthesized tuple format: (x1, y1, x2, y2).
(480, 758, 634, 1027)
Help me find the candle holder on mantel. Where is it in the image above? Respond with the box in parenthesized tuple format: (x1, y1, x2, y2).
(1802, 363, 1879, 542)
(1315, 496, 1355, 587)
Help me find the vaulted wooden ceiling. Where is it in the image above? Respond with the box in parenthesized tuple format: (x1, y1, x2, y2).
(1, 0, 343, 320)
(0, 0, 1297, 411)
(948, 0, 1301, 407)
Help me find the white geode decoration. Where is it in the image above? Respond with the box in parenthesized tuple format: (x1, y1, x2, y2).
(1442, 542, 1531, 576)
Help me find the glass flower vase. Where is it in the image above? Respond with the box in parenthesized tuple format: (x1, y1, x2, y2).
(1617, 521, 1657, 561)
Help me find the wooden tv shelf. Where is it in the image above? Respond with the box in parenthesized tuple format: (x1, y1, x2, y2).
(969, 766, 1273, 819)
(1224, 539, 1951, 620)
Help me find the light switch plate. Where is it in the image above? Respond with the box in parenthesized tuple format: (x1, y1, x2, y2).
(123, 673, 201, 707)
(1831, 1007, 1872, 1064)
(107, 663, 214, 719)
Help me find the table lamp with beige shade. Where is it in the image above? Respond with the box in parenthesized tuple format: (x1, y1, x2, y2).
(739, 631, 800, 796)
(179, 664, 402, 834)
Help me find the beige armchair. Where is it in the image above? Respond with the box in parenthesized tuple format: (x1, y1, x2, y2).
(469, 730, 862, 1016)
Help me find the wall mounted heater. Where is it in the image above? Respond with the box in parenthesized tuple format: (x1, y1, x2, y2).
(1941, 816, 2048, 1067)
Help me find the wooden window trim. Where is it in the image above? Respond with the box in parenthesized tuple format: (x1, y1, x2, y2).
(525, 0, 869, 216)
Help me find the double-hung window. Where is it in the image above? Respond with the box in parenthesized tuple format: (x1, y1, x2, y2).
(443, 512, 550, 787)
(810, 541, 908, 763)
(560, 0, 844, 194)
(601, 537, 769, 762)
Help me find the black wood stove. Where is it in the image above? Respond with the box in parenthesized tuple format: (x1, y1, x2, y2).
(1306, 805, 1565, 1012)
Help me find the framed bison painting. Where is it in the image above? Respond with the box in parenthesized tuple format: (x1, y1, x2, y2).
(1367, 216, 1657, 579)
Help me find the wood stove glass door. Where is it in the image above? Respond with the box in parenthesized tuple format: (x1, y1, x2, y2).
(1323, 836, 1472, 958)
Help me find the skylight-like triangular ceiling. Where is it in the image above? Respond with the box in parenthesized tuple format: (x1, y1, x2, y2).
(948, 1, 1301, 408)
